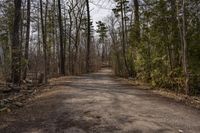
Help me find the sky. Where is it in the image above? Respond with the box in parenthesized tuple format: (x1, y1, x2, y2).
(90, 0, 116, 30)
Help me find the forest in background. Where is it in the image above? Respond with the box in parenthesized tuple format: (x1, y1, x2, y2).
(108, 0, 200, 96)
(0, 0, 199, 96)
(0, 0, 103, 85)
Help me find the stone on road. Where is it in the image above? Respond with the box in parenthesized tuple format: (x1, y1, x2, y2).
(0, 69, 200, 133)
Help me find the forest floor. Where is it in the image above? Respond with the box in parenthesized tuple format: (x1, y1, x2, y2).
(0, 68, 200, 133)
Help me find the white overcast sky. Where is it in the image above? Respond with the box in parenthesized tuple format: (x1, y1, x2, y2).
(90, 0, 115, 29)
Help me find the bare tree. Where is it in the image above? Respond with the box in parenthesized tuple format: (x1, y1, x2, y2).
(86, 0, 91, 73)
(58, 0, 65, 75)
(40, 0, 48, 83)
(11, 0, 22, 86)
(23, 0, 31, 80)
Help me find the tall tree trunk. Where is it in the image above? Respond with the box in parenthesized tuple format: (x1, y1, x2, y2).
(64, 7, 67, 74)
(45, 0, 50, 76)
(145, 14, 151, 80)
(169, 0, 176, 69)
(58, 0, 65, 75)
(176, 0, 189, 95)
(182, 0, 189, 95)
(120, 0, 129, 76)
(134, 0, 140, 44)
(11, 0, 22, 85)
(52, 0, 58, 74)
(37, 6, 41, 77)
(37, 7, 41, 55)
(40, 0, 48, 83)
(86, 0, 91, 73)
(68, 11, 72, 74)
(23, 0, 31, 80)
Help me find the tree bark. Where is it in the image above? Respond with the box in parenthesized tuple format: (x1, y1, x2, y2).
(11, 0, 22, 85)
(23, 0, 31, 80)
(134, 0, 140, 44)
(182, 0, 189, 95)
(68, 10, 72, 74)
(40, 0, 48, 83)
(120, 0, 129, 76)
(45, 0, 50, 76)
(58, 0, 65, 75)
(86, 0, 91, 73)
(176, 0, 189, 95)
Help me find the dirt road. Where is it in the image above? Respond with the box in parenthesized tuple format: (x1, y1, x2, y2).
(0, 69, 200, 133)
